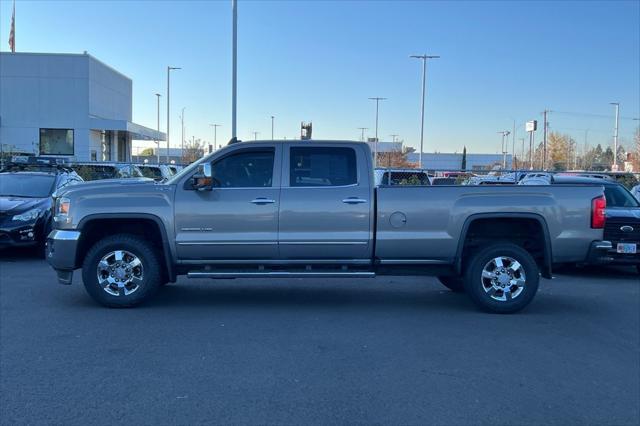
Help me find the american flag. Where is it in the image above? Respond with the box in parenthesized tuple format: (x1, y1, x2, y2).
(8, 0, 15, 53)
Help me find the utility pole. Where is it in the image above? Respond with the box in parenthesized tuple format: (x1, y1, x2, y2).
(610, 102, 620, 170)
(271, 115, 274, 140)
(390, 134, 399, 143)
(542, 109, 549, 170)
(410, 54, 439, 168)
(512, 119, 516, 169)
(155, 93, 161, 164)
(231, 0, 238, 141)
(357, 127, 368, 142)
(368, 97, 387, 167)
(166, 66, 181, 163)
(253, 131, 259, 141)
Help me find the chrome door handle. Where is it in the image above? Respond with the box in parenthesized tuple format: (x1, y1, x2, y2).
(342, 197, 368, 204)
(250, 197, 276, 205)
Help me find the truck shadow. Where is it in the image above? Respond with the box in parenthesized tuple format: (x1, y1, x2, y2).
(142, 281, 603, 316)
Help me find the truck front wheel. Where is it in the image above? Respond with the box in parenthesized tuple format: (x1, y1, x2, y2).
(464, 243, 539, 314)
(82, 234, 162, 308)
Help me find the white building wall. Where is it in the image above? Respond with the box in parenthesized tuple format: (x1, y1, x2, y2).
(0, 53, 90, 156)
(0, 52, 137, 161)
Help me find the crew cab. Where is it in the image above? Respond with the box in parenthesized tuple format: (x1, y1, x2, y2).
(47, 141, 611, 313)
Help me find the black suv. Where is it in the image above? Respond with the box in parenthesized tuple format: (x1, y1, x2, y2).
(553, 176, 640, 272)
(0, 157, 83, 253)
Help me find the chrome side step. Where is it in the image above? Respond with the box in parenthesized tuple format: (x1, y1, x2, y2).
(187, 271, 376, 279)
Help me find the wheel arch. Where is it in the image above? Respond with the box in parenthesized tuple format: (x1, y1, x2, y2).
(455, 213, 553, 279)
(76, 213, 175, 282)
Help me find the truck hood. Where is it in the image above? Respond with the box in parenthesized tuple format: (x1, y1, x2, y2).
(55, 178, 155, 197)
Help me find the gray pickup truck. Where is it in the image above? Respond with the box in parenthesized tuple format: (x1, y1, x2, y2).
(47, 140, 611, 313)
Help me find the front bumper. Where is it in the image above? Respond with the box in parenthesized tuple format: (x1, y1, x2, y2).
(46, 229, 81, 284)
(586, 240, 640, 265)
(0, 221, 42, 248)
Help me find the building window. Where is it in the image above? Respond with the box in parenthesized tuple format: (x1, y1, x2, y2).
(39, 129, 74, 155)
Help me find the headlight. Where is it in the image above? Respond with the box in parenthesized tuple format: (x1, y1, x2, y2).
(56, 197, 71, 216)
(12, 208, 43, 222)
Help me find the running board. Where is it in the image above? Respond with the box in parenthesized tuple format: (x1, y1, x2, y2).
(187, 271, 376, 279)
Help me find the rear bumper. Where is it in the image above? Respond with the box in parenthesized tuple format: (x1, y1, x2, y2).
(46, 230, 81, 284)
(586, 240, 640, 265)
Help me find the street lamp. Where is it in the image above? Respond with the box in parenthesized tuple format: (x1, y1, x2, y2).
(357, 127, 368, 142)
(498, 130, 511, 169)
(166, 66, 181, 163)
(231, 0, 238, 141)
(210, 124, 221, 150)
(253, 131, 259, 140)
(155, 93, 161, 164)
(179, 107, 186, 163)
(368, 97, 387, 167)
(410, 54, 439, 168)
(271, 115, 275, 140)
(610, 102, 620, 170)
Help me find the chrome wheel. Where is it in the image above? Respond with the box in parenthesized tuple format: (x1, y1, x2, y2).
(481, 256, 526, 302)
(96, 250, 143, 297)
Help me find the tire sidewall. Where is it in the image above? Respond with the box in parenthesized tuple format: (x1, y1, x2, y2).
(464, 244, 540, 314)
(82, 235, 161, 307)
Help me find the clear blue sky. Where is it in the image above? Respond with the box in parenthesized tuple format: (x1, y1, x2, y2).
(1, 0, 639, 154)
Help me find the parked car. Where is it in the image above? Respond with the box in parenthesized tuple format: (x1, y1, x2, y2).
(139, 164, 174, 182)
(522, 175, 639, 272)
(631, 184, 640, 202)
(71, 162, 145, 181)
(47, 140, 610, 313)
(374, 169, 431, 186)
(0, 157, 83, 254)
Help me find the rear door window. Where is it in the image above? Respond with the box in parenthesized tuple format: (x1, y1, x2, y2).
(289, 147, 357, 187)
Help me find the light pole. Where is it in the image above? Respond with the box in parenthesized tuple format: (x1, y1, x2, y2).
(166, 66, 181, 163)
(179, 107, 185, 163)
(410, 54, 439, 168)
(231, 0, 238, 141)
(368, 97, 387, 166)
(357, 127, 368, 142)
(253, 131, 259, 141)
(610, 102, 620, 170)
(271, 115, 274, 140)
(390, 134, 398, 143)
(210, 124, 221, 150)
(498, 130, 510, 169)
(155, 93, 161, 164)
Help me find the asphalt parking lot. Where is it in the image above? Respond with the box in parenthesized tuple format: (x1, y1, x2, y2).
(0, 250, 638, 425)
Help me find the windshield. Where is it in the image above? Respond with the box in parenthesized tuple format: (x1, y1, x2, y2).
(604, 185, 640, 208)
(0, 174, 55, 197)
(166, 152, 217, 185)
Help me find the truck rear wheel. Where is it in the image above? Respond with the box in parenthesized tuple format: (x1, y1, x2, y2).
(437, 276, 465, 293)
(464, 243, 539, 314)
(82, 234, 162, 308)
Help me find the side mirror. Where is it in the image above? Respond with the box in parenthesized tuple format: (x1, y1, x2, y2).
(192, 163, 214, 191)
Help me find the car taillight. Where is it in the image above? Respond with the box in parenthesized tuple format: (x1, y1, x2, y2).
(591, 195, 606, 229)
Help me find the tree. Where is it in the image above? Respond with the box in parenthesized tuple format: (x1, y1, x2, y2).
(139, 147, 154, 156)
(376, 144, 415, 169)
(634, 128, 640, 171)
(547, 132, 569, 171)
(183, 139, 204, 164)
(461, 146, 467, 170)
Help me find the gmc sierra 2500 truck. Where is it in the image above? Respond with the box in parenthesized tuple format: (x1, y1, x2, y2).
(47, 140, 611, 313)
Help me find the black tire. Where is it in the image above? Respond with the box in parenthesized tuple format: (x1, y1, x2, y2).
(82, 234, 162, 308)
(437, 276, 465, 293)
(464, 243, 540, 314)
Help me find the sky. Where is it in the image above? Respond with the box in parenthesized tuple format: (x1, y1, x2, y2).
(0, 0, 639, 155)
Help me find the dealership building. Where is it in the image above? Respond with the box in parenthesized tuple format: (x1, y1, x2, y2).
(0, 52, 164, 161)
